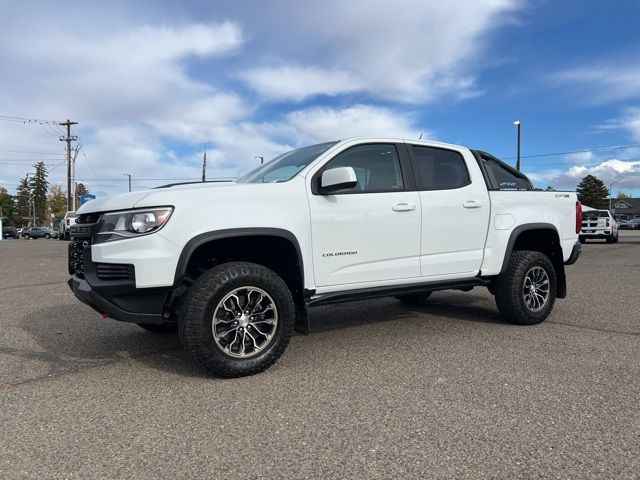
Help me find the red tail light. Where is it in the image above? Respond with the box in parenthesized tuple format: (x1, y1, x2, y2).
(575, 201, 582, 234)
(605, 218, 610, 228)
(66, 219, 70, 226)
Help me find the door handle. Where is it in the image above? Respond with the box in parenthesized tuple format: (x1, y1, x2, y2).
(463, 200, 482, 209)
(392, 202, 416, 212)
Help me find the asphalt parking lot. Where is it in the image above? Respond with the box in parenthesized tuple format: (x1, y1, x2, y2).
(1, 233, 639, 479)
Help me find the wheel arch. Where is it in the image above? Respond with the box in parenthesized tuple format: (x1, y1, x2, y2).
(173, 227, 306, 306)
(500, 223, 567, 298)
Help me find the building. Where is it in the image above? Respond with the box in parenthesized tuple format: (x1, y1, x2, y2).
(610, 198, 640, 221)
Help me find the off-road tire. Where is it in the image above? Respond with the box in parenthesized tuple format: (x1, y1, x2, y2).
(137, 323, 178, 334)
(394, 292, 432, 306)
(494, 250, 556, 325)
(179, 261, 295, 378)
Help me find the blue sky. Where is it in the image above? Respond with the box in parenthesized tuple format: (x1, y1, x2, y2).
(1, 0, 640, 197)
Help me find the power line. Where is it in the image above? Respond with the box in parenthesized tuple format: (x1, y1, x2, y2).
(0, 148, 65, 155)
(0, 115, 61, 124)
(504, 143, 640, 161)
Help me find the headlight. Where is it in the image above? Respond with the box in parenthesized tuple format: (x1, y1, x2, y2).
(94, 207, 173, 244)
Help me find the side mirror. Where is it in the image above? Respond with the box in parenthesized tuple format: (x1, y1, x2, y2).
(319, 167, 358, 194)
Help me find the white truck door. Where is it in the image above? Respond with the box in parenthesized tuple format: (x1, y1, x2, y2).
(308, 143, 421, 287)
(407, 144, 490, 278)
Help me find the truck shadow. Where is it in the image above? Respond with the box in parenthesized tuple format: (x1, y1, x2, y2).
(14, 291, 504, 382)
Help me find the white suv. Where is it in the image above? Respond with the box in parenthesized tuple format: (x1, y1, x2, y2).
(68, 138, 582, 377)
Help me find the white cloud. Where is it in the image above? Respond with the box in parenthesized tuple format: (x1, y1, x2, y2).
(528, 159, 640, 191)
(554, 62, 640, 104)
(240, 0, 519, 102)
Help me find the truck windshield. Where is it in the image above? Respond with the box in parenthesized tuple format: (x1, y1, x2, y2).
(583, 211, 609, 219)
(236, 141, 338, 183)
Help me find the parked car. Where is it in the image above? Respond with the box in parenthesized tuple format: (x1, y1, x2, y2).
(579, 209, 618, 243)
(59, 211, 77, 240)
(2, 226, 17, 239)
(68, 138, 582, 378)
(21, 227, 55, 239)
(43, 228, 60, 239)
(619, 218, 640, 230)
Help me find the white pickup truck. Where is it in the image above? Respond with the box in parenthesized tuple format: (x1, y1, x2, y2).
(68, 138, 582, 377)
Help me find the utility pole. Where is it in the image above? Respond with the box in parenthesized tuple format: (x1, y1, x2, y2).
(59, 119, 78, 211)
(71, 146, 80, 211)
(202, 143, 207, 182)
(123, 174, 132, 192)
(513, 120, 521, 171)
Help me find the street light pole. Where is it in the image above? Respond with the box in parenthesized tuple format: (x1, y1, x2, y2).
(609, 177, 633, 212)
(123, 174, 132, 192)
(513, 120, 521, 171)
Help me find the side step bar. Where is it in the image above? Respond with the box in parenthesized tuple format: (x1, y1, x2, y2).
(306, 278, 490, 307)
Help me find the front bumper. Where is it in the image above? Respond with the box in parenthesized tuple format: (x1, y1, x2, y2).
(68, 275, 169, 324)
(565, 241, 582, 265)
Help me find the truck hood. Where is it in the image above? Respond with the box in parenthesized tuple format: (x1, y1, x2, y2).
(77, 181, 237, 214)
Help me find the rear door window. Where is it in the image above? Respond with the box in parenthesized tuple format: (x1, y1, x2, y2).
(411, 146, 470, 190)
(482, 158, 532, 190)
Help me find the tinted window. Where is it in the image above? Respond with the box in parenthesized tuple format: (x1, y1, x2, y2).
(483, 158, 531, 190)
(583, 210, 609, 219)
(412, 146, 470, 190)
(321, 144, 404, 193)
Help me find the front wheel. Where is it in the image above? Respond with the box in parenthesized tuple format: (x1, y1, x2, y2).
(23, 234, 30, 240)
(44, 234, 51, 239)
(494, 250, 556, 325)
(179, 262, 295, 378)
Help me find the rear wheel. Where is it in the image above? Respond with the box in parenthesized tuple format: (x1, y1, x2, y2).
(44, 234, 51, 239)
(494, 250, 556, 325)
(605, 235, 613, 244)
(23, 234, 30, 240)
(394, 292, 432, 306)
(179, 262, 295, 378)
(613, 232, 619, 243)
(578, 236, 585, 244)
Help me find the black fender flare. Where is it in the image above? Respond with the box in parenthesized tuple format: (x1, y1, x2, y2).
(499, 222, 566, 299)
(172, 227, 305, 287)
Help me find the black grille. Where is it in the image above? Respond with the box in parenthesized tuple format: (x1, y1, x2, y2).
(76, 212, 101, 224)
(96, 263, 135, 281)
(68, 238, 91, 277)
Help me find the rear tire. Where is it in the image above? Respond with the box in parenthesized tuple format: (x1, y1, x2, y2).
(44, 234, 51, 239)
(613, 232, 619, 243)
(494, 250, 556, 326)
(579, 236, 585, 244)
(394, 292, 432, 306)
(179, 261, 295, 378)
(605, 235, 613, 244)
(23, 234, 30, 240)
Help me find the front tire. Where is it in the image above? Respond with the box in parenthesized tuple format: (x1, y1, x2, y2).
(179, 262, 295, 378)
(494, 250, 556, 325)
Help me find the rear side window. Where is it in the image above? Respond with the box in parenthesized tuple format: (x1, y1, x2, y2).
(482, 158, 531, 190)
(411, 146, 470, 190)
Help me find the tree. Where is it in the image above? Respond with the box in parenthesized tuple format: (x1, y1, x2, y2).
(0, 187, 15, 226)
(616, 192, 631, 200)
(576, 175, 609, 209)
(74, 183, 88, 209)
(31, 161, 49, 225)
(15, 176, 32, 226)
(48, 184, 67, 219)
